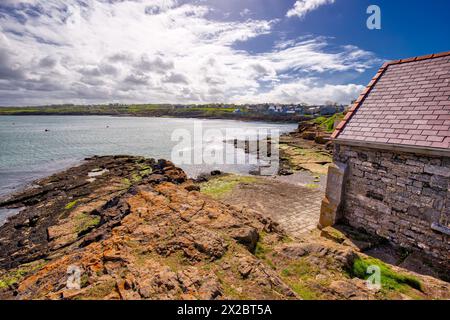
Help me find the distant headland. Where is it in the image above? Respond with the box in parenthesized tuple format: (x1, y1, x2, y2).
(0, 103, 346, 123)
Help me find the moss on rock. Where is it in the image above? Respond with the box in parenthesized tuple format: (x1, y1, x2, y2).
(349, 256, 422, 292)
(200, 175, 261, 199)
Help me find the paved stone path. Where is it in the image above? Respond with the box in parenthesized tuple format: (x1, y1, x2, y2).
(222, 173, 325, 238)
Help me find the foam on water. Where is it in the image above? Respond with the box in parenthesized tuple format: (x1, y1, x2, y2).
(0, 207, 23, 226)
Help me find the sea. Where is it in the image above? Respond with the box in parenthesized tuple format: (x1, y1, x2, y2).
(0, 115, 296, 198)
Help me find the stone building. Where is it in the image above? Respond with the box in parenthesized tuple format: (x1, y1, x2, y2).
(320, 51, 450, 267)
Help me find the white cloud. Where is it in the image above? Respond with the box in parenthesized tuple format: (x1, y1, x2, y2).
(240, 8, 251, 17)
(237, 79, 364, 105)
(0, 0, 375, 106)
(286, 0, 335, 19)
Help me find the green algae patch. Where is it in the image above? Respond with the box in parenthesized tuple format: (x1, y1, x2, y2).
(137, 163, 153, 176)
(120, 178, 131, 189)
(0, 269, 28, 289)
(200, 175, 261, 199)
(75, 213, 101, 234)
(0, 260, 47, 289)
(349, 256, 422, 292)
(131, 172, 142, 183)
(140, 168, 152, 177)
(279, 259, 324, 300)
(65, 200, 79, 210)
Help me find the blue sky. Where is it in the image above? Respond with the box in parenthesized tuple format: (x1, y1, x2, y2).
(0, 0, 449, 106)
(207, 0, 450, 83)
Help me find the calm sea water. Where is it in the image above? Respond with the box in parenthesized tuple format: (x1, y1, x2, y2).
(0, 116, 296, 197)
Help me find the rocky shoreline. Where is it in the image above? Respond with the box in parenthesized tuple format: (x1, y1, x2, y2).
(0, 155, 449, 300)
(0, 156, 296, 299)
(0, 156, 184, 268)
(228, 118, 334, 176)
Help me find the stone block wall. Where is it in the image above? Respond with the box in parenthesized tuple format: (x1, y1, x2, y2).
(334, 144, 450, 266)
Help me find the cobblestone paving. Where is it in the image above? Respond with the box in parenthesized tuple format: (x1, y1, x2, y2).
(222, 173, 325, 238)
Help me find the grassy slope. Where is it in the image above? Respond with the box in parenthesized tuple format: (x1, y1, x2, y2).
(313, 113, 344, 133)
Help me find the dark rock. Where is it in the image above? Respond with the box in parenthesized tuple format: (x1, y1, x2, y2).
(278, 169, 293, 176)
(237, 259, 253, 279)
(198, 277, 223, 300)
(184, 184, 200, 192)
(227, 226, 259, 252)
(301, 131, 316, 140)
(315, 135, 328, 144)
(194, 174, 209, 183)
(147, 174, 167, 184)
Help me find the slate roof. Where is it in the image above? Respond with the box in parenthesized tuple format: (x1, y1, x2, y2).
(333, 51, 450, 150)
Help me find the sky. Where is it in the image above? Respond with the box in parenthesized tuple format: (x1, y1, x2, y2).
(0, 0, 449, 106)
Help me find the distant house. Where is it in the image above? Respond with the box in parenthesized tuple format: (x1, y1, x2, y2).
(319, 105, 337, 116)
(268, 105, 284, 113)
(295, 107, 304, 114)
(320, 51, 450, 267)
(336, 105, 345, 113)
(267, 105, 276, 113)
(304, 106, 320, 115)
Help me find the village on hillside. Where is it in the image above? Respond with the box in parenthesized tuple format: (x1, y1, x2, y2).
(172, 103, 347, 116)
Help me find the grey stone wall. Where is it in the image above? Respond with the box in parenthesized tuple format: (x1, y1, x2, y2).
(334, 144, 450, 265)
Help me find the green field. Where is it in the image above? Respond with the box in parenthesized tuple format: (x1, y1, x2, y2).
(0, 104, 307, 123)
